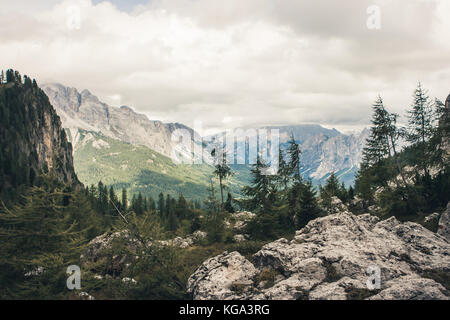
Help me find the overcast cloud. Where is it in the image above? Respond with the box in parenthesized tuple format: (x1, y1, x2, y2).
(0, 0, 449, 134)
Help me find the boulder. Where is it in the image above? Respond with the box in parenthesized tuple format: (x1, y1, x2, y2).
(348, 196, 366, 214)
(187, 251, 258, 300)
(188, 211, 450, 300)
(233, 234, 247, 243)
(424, 212, 440, 223)
(78, 292, 95, 300)
(437, 202, 450, 241)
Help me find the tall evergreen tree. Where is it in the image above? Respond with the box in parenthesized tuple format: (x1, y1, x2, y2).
(121, 188, 128, 211)
(406, 83, 434, 176)
(287, 134, 302, 181)
(224, 192, 235, 213)
(277, 148, 291, 193)
(158, 193, 165, 217)
(242, 159, 275, 212)
(212, 149, 232, 207)
(295, 180, 321, 229)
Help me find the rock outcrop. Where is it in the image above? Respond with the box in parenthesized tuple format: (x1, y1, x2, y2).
(438, 202, 450, 241)
(0, 73, 80, 195)
(42, 83, 196, 159)
(83, 230, 207, 266)
(187, 211, 450, 300)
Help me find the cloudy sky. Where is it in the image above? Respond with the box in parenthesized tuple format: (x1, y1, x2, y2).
(1, 0, 449, 134)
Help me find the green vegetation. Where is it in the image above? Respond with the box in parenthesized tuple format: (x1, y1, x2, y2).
(355, 84, 449, 220)
(70, 129, 251, 202)
(0, 70, 77, 205)
(1, 70, 448, 300)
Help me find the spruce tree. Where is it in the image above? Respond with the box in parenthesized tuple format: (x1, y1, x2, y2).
(121, 188, 128, 211)
(287, 134, 302, 181)
(158, 193, 165, 218)
(295, 180, 321, 229)
(242, 159, 275, 212)
(224, 192, 235, 213)
(406, 83, 434, 176)
(0, 187, 87, 299)
(212, 149, 232, 207)
(277, 148, 291, 193)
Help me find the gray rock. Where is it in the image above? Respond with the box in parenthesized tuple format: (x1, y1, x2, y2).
(188, 211, 450, 300)
(233, 234, 247, 243)
(368, 275, 448, 300)
(78, 292, 95, 300)
(437, 202, 450, 241)
(187, 251, 258, 300)
(424, 212, 440, 223)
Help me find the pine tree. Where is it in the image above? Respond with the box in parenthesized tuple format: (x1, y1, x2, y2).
(204, 179, 220, 214)
(97, 181, 108, 214)
(407, 83, 434, 176)
(0, 187, 87, 298)
(224, 192, 235, 213)
(295, 180, 321, 229)
(277, 149, 291, 193)
(362, 96, 392, 165)
(165, 194, 171, 218)
(137, 192, 144, 215)
(287, 134, 302, 181)
(121, 188, 128, 211)
(212, 149, 232, 207)
(361, 96, 407, 189)
(176, 194, 188, 220)
(158, 193, 165, 218)
(242, 159, 275, 212)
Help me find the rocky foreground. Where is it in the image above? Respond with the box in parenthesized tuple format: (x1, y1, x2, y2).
(187, 206, 450, 300)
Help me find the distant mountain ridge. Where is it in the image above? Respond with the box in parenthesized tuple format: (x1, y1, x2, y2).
(206, 124, 369, 186)
(42, 83, 193, 158)
(42, 83, 368, 191)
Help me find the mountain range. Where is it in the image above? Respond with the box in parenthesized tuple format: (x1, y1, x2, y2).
(42, 83, 369, 199)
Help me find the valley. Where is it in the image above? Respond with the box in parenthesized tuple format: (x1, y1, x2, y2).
(42, 83, 369, 200)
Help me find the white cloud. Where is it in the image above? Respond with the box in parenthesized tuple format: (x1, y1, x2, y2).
(0, 0, 449, 134)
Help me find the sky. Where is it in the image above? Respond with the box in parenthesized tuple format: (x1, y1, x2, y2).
(0, 0, 449, 135)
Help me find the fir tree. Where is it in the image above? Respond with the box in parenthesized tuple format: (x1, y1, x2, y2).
(406, 83, 434, 176)
(287, 134, 302, 181)
(242, 159, 275, 212)
(224, 192, 235, 213)
(295, 180, 321, 229)
(212, 149, 232, 207)
(121, 188, 128, 211)
(158, 193, 165, 218)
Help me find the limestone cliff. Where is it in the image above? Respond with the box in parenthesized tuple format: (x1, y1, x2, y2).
(0, 71, 80, 198)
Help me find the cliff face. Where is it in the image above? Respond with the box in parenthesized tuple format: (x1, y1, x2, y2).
(0, 75, 80, 196)
(42, 83, 191, 158)
(43, 83, 368, 186)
